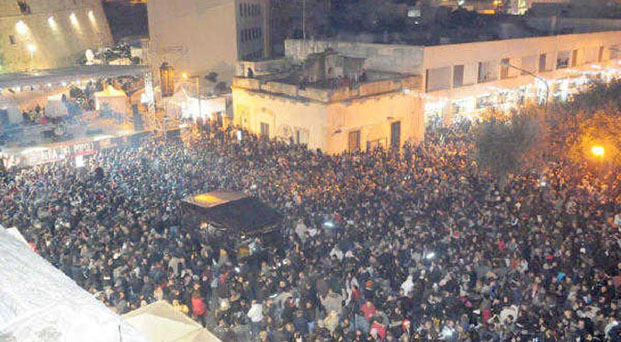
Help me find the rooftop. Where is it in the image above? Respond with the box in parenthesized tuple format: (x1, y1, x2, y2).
(233, 71, 421, 103)
(0, 65, 149, 89)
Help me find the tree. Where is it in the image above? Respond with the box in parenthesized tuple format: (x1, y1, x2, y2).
(333, 0, 407, 33)
(474, 110, 544, 179)
(547, 81, 621, 169)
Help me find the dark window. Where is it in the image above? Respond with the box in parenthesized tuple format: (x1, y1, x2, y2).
(9, 35, 16, 45)
(556, 53, 569, 69)
(571, 49, 578, 67)
(391, 121, 401, 149)
(17, 1, 31, 15)
(477, 61, 497, 83)
(538, 54, 547, 73)
(348, 130, 360, 151)
(240, 4, 243, 16)
(260, 122, 269, 137)
(453, 65, 464, 88)
(500, 58, 510, 79)
(598, 46, 604, 62)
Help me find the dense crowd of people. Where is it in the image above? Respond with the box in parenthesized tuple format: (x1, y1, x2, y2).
(0, 121, 619, 342)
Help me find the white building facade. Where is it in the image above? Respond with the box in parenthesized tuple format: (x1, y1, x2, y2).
(286, 30, 621, 127)
(421, 31, 621, 125)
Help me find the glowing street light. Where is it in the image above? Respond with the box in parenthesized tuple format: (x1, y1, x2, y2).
(16, 20, 28, 34)
(181, 72, 189, 80)
(69, 12, 80, 29)
(27, 44, 36, 53)
(591, 145, 605, 158)
(88, 10, 97, 26)
(48, 16, 57, 29)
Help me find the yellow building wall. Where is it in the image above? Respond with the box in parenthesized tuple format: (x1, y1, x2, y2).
(233, 87, 425, 154)
(326, 92, 424, 153)
(232, 88, 329, 151)
(0, 0, 113, 73)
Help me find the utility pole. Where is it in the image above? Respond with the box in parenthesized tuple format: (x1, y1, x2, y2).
(195, 76, 201, 120)
(302, 0, 306, 41)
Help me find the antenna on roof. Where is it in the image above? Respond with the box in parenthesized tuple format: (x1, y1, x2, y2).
(302, 0, 306, 41)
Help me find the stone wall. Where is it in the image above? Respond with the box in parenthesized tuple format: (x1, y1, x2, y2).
(0, 0, 113, 73)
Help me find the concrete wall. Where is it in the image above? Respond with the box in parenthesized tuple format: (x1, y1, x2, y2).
(148, 0, 269, 82)
(285, 40, 426, 75)
(148, 0, 239, 81)
(0, 0, 113, 73)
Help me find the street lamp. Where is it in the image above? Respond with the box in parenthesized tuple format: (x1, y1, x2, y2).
(591, 145, 605, 158)
(500, 60, 550, 111)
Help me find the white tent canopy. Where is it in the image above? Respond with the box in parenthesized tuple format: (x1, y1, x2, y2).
(123, 301, 221, 342)
(0, 225, 148, 342)
(95, 85, 128, 115)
